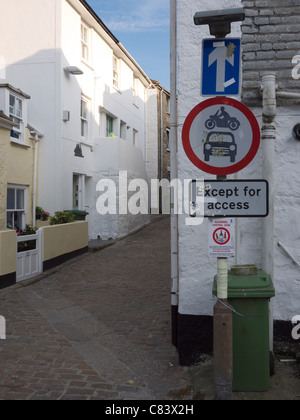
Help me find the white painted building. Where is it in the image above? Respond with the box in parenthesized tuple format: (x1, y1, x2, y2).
(172, 0, 300, 364)
(0, 0, 158, 240)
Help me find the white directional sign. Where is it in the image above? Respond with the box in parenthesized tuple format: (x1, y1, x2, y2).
(190, 180, 269, 218)
(202, 38, 241, 96)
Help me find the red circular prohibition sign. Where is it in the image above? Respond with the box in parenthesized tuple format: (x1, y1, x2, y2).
(213, 228, 230, 245)
(182, 97, 261, 176)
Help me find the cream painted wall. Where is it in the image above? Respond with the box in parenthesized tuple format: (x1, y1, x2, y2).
(42, 221, 88, 262)
(0, 230, 16, 276)
(0, 122, 37, 230)
(6, 130, 37, 226)
(0, 127, 9, 230)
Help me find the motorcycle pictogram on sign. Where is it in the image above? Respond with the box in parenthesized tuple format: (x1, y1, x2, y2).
(205, 107, 240, 131)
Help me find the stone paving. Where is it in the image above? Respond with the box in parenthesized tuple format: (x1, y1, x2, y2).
(0, 217, 192, 400)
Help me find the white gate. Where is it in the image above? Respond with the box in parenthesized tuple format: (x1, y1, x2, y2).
(16, 230, 42, 282)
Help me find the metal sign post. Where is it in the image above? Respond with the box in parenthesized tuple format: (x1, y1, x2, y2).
(213, 172, 232, 400)
(189, 7, 247, 401)
(182, 94, 261, 399)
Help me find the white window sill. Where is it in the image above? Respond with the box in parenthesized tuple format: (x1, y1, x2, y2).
(10, 139, 30, 149)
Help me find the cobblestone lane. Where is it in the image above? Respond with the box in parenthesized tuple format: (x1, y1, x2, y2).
(0, 218, 192, 400)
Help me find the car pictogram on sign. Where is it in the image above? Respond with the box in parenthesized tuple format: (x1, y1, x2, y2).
(204, 132, 237, 163)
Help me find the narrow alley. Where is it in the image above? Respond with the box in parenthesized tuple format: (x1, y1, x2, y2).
(0, 217, 192, 400)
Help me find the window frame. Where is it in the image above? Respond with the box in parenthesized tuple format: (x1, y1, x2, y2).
(9, 93, 24, 143)
(166, 96, 171, 115)
(106, 115, 114, 137)
(133, 77, 139, 107)
(113, 55, 120, 90)
(80, 96, 89, 140)
(166, 128, 170, 152)
(81, 21, 90, 63)
(6, 185, 26, 231)
(120, 120, 127, 140)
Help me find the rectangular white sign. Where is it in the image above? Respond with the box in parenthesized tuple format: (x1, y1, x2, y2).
(209, 218, 235, 258)
(190, 180, 269, 218)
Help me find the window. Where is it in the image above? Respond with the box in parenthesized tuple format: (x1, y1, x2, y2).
(106, 115, 114, 137)
(166, 96, 171, 114)
(81, 22, 90, 62)
(120, 121, 127, 140)
(133, 77, 139, 106)
(9, 94, 23, 141)
(81, 97, 88, 139)
(73, 174, 85, 210)
(166, 129, 170, 152)
(113, 55, 120, 89)
(0, 85, 29, 144)
(7, 187, 26, 230)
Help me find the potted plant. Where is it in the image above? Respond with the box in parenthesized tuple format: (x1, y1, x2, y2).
(41, 211, 50, 221)
(36, 207, 50, 221)
(36, 206, 44, 220)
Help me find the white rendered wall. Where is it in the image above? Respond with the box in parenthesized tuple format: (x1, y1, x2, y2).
(0, 0, 153, 240)
(176, 0, 300, 321)
(0, 0, 63, 216)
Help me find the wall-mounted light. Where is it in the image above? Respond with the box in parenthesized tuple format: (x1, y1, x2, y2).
(74, 144, 84, 158)
(194, 8, 245, 38)
(63, 110, 70, 122)
(64, 66, 84, 75)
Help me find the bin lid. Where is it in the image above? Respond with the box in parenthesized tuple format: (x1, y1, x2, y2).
(213, 269, 276, 298)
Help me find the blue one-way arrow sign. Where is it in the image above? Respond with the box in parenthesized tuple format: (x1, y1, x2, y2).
(202, 38, 241, 96)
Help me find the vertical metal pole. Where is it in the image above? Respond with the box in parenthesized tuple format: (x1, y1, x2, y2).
(214, 175, 233, 400)
(214, 258, 233, 400)
(170, 0, 179, 347)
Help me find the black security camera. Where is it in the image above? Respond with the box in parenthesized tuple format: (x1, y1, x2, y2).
(194, 8, 246, 38)
(293, 124, 300, 141)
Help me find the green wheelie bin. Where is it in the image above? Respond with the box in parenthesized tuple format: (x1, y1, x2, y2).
(213, 266, 276, 392)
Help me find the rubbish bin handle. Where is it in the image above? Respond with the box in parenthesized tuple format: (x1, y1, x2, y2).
(214, 297, 246, 318)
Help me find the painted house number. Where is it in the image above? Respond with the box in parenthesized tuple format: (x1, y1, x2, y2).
(292, 55, 300, 80)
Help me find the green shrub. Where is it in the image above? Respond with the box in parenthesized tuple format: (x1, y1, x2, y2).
(50, 211, 75, 226)
(36, 206, 44, 217)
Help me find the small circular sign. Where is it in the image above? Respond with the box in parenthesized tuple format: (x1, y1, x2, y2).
(213, 228, 230, 245)
(182, 97, 261, 175)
